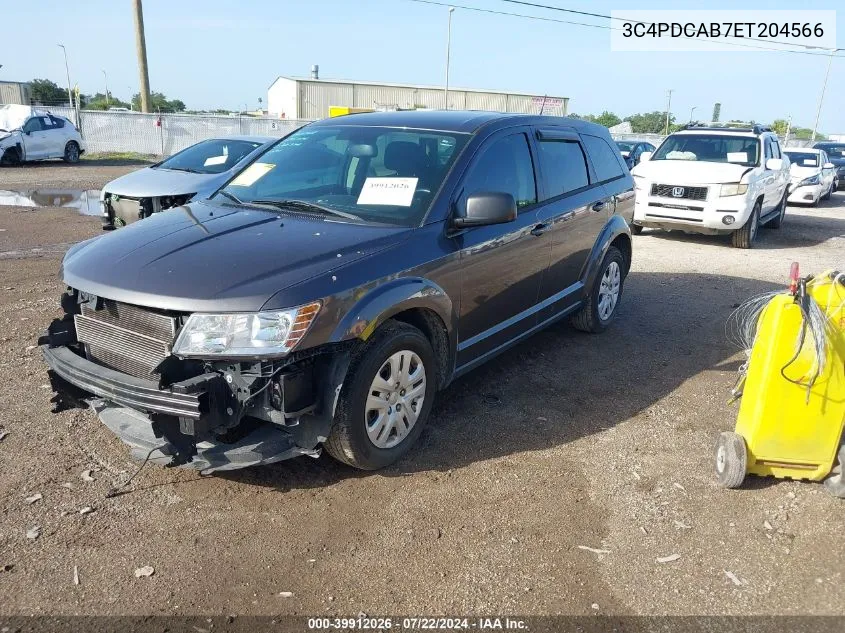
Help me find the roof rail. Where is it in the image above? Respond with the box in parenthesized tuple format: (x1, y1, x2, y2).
(682, 122, 772, 134)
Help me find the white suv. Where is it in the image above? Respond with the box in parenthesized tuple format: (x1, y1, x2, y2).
(630, 125, 791, 248)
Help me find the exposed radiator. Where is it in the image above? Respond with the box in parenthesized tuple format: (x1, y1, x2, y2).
(75, 300, 177, 378)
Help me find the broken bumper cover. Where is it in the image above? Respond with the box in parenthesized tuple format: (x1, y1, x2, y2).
(41, 343, 315, 472)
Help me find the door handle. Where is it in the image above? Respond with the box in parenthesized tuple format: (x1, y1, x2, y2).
(530, 222, 549, 237)
(591, 201, 606, 212)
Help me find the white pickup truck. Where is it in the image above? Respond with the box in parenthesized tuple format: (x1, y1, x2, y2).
(630, 124, 791, 248)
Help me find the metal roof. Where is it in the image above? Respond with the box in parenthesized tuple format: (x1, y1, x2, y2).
(269, 75, 566, 100)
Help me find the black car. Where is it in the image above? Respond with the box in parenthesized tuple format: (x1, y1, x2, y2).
(40, 111, 634, 472)
(813, 142, 845, 189)
(615, 139, 656, 170)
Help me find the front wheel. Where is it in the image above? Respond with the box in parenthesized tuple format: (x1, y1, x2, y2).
(731, 202, 760, 249)
(571, 246, 626, 333)
(63, 141, 80, 164)
(324, 321, 437, 470)
(0, 147, 21, 166)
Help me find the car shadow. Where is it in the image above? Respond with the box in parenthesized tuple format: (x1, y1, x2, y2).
(219, 271, 783, 492)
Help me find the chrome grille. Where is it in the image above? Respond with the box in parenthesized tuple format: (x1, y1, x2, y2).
(75, 301, 177, 378)
(651, 184, 709, 201)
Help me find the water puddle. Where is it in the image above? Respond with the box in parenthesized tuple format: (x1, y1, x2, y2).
(0, 189, 102, 215)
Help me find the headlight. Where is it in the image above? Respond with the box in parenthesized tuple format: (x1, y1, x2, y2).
(172, 301, 321, 357)
(720, 183, 749, 197)
(632, 174, 646, 190)
(798, 174, 820, 187)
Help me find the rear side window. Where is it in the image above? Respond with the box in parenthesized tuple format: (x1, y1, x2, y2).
(537, 140, 589, 198)
(463, 133, 537, 210)
(582, 134, 625, 182)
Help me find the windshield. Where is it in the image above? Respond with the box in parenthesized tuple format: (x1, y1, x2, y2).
(615, 141, 635, 152)
(817, 144, 845, 157)
(217, 125, 469, 226)
(158, 139, 263, 174)
(784, 152, 820, 168)
(651, 134, 760, 167)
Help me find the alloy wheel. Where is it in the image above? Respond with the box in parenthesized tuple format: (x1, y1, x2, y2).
(597, 261, 621, 321)
(365, 350, 427, 449)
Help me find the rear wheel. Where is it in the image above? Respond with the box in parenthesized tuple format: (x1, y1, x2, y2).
(571, 246, 626, 333)
(715, 431, 747, 488)
(731, 202, 760, 249)
(821, 181, 833, 201)
(324, 321, 437, 470)
(63, 141, 80, 164)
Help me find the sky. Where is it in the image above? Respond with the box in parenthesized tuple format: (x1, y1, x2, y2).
(1, 0, 843, 132)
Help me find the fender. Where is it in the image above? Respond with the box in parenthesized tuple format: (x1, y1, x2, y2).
(329, 276, 456, 347)
(581, 215, 632, 295)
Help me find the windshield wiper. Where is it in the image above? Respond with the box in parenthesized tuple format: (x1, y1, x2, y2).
(249, 199, 362, 221)
(164, 166, 202, 174)
(217, 190, 243, 205)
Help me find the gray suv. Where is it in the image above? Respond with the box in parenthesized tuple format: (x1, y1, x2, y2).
(41, 111, 634, 473)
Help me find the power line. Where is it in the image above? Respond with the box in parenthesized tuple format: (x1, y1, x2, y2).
(501, 0, 826, 51)
(403, 0, 845, 58)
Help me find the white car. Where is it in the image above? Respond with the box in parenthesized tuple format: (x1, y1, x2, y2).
(0, 104, 86, 166)
(783, 147, 838, 206)
(631, 124, 791, 248)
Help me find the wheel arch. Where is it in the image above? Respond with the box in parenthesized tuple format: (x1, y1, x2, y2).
(582, 215, 632, 293)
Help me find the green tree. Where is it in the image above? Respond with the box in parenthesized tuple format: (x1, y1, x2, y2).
(593, 111, 622, 128)
(131, 91, 187, 113)
(771, 119, 789, 136)
(30, 78, 69, 105)
(624, 111, 674, 134)
(83, 92, 131, 110)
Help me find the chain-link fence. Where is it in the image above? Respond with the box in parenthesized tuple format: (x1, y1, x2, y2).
(46, 107, 310, 156)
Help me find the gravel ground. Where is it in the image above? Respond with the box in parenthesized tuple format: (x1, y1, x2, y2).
(0, 162, 844, 617)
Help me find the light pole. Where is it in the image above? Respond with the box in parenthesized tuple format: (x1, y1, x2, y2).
(664, 89, 673, 135)
(57, 44, 72, 107)
(689, 106, 697, 123)
(811, 48, 842, 142)
(102, 70, 110, 106)
(444, 6, 455, 110)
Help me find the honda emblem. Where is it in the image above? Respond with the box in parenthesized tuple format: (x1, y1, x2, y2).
(672, 187, 685, 198)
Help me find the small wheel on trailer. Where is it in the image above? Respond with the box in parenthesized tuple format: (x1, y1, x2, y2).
(715, 431, 747, 489)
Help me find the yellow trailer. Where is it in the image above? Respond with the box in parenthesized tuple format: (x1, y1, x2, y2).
(717, 268, 845, 496)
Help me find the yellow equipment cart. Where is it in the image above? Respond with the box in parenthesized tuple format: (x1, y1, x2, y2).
(716, 268, 845, 497)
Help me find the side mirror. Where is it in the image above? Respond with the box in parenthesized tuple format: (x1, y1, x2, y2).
(452, 192, 517, 229)
(23, 129, 31, 136)
(824, 162, 836, 169)
(639, 151, 652, 163)
(766, 158, 784, 171)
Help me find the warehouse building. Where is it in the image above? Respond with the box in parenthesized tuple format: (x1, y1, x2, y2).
(267, 67, 568, 120)
(0, 81, 32, 106)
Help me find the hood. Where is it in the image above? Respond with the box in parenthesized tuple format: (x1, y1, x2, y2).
(0, 104, 32, 132)
(103, 166, 227, 198)
(632, 159, 753, 183)
(789, 164, 821, 180)
(61, 200, 412, 312)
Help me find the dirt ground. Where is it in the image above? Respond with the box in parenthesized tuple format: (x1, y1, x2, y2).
(1, 160, 844, 618)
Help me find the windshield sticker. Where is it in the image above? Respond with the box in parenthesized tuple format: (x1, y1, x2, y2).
(230, 162, 275, 187)
(726, 152, 749, 163)
(666, 151, 696, 160)
(357, 177, 419, 207)
(204, 155, 227, 167)
(802, 159, 819, 167)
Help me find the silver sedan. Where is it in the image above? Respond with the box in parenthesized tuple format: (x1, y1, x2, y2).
(101, 135, 276, 228)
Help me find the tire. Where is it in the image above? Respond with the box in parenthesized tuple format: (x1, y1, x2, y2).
(631, 224, 643, 235)
(571, 246, 626, 334)
(715, 431, 747, 489)
(765, 193, 787, 229)
(821, 181, 833, 201)
(731, 201, 760, 249)
(0, 147, 21, 166)
(324, 321, 437, 470)
(63, 141, 80, 164)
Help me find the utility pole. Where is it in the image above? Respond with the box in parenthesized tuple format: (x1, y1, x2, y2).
(57, 44, 72, 108)
(689, 106, 697, 124)
(664, 89, 673, 135)
(811, 49, 840, 142)
(102, 70, 110, 106)
(444, 7, 455, 110)
(784, 115, 792, 145)
(132, 0, 152, 113)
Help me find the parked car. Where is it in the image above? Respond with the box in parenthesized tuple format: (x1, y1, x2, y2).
(630, 124, 791, 248)
(616, 139, 656, 169)
(783, 147, 837, 206)
(0, 104, 86, 165)
(40, 110, 634, 473)
(100, 135, 275, 228)
(812, 141, 845, 190)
